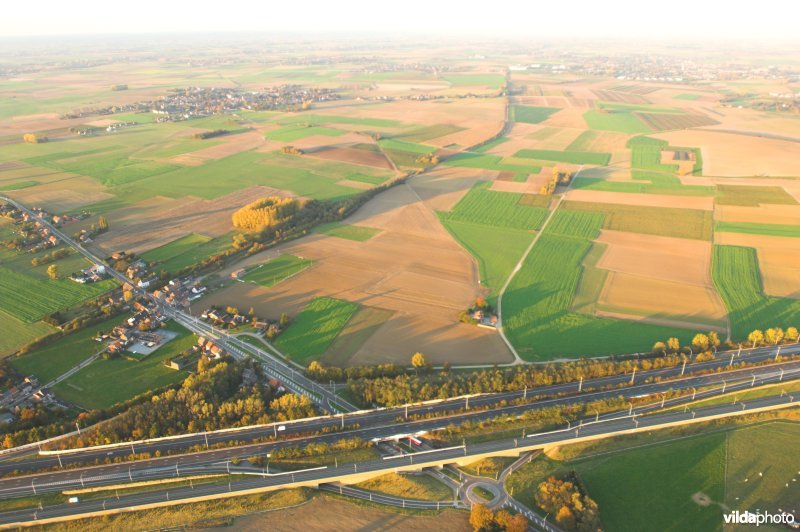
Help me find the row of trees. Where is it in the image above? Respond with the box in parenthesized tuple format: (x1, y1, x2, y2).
(337, 353, 685, 407)
(747, 327, 798, 347)
(31, 248, 69, 267)
(469, 503, 528, 532)
(46, 357, 316, 449)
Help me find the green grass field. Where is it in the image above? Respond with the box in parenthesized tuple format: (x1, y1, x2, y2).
(443, 152, 541, 174)
(153, 235, 232, 274)
(503, 230, 690, 360)
(0, 266, 116, 323)
(275, 297, 359, 363)
(511, 106, 560, 124)
(570, 176, 714, 196)
(440, 218, 533, 301)
(715, 221, 800, 238)
(584, 109, 651, 134)
(513, 149, 611, 166)
(377, 138, 437, 154)
(400, 124, 465, 143)
(276, 113, 401, 128)
(440, 182, 548, 230)
(711, 245, 800, 339)
(320, 307, 394, 366)
(674, 93, 701, 100)
(473, 137, 509, 153)
(716, 185, 798, 207)
(52, 322, 193, 409)
(562, 200, 713, 240)
(0, 310, 55, 359)
(141, 233, 212, 263)
(315, 222, 381, 242)
(544, 209, 605, 239)
(265, 125, 345, 142)
(507, 421, 799, 532)
(355, 473, 453, 501)
(443, 74, 505, 88)
(10, 317, 120, 383)
(578, 431, 725, 532)
(242, 255, 313, 287)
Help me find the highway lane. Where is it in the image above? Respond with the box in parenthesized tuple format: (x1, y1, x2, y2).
(1, 393, 795, 527)
(5, 353, 796, 473)
(0, 363, 797, 498)
(2, 359, 797, 480)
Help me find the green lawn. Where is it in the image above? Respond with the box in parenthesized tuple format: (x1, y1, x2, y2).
(10, 317, 120, 383)
(440, 182, 548, 230)
(242, 254, 313, 287)
(440, 218, 533, 301)
(315, 222, 381, 242)
(275, 297, 359, 363)
(52, 322, 193, 409)
(265, 125, 345, 142)
(715, 221, 800, 238)
(513, 149, 611, 166)
(711, 245, 800, 339)
(141, 233, 212, 263)
(584, 110, 651, 134)
(511, 106, 560, 124)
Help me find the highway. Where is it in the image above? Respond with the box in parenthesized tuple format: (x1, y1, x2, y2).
(0, 361, 797, 499)
(1, 355, 797, 478)
(0, 195, 355, 414)
(0, 393, 794, 527)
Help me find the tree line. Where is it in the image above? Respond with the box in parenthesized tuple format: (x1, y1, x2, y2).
(470, 503, 528, 532)
(44, 357, 316, 450)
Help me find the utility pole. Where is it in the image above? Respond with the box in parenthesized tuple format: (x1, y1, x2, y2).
(630, 367, 636, 385)
(751, 375, 756, 387)
(57, 454, 63, 469)
(205, 432, 209, 449)
(681, 360, 686, 376)
(523, 385, 527, 400)
(578, 376, 583, 392)
(729, 353, 734, 367)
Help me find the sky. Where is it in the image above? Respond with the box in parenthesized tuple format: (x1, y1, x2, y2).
(1, 0, 798, 41)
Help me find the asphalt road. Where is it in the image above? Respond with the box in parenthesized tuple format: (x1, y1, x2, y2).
(1, 393, 794, 527)
(1, 362, 797, 499)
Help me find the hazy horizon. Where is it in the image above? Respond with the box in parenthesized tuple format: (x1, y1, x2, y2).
(2, 0, 799, 41)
